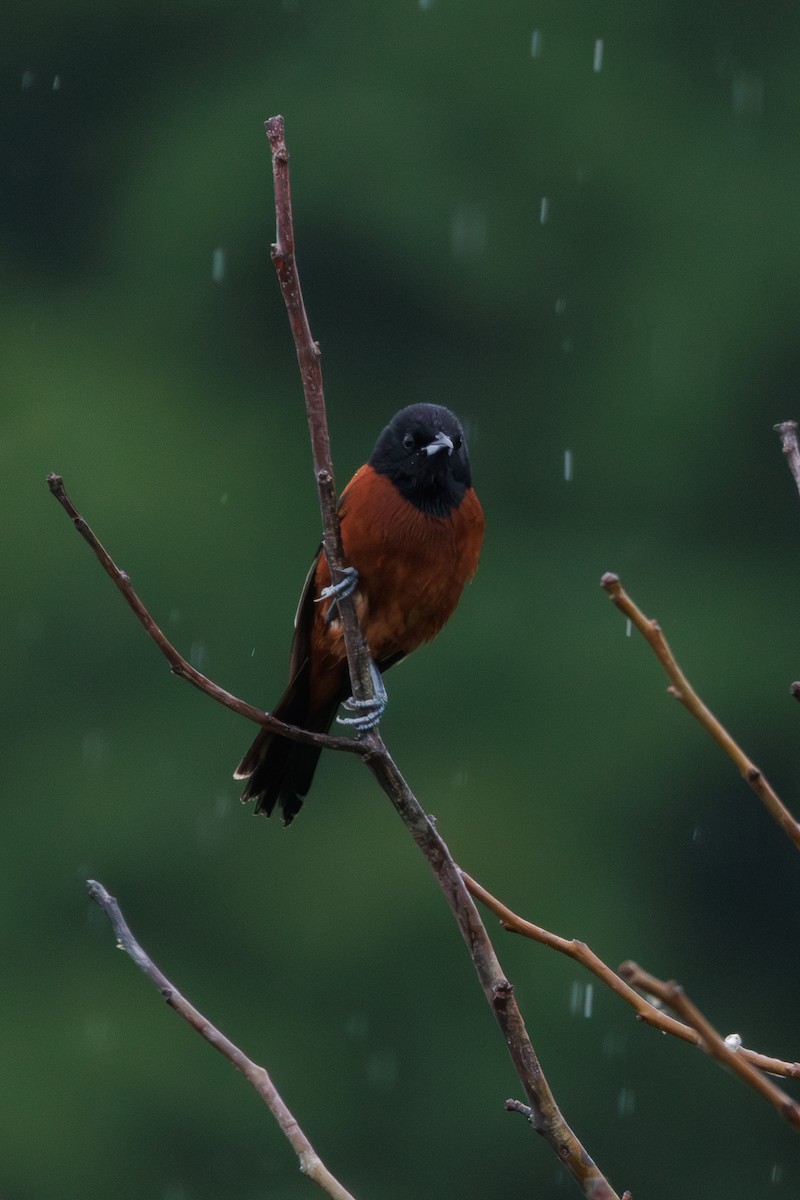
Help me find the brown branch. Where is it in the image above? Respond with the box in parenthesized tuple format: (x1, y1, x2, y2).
(618, 962, 800, 1132)
(86, 880, 358, 1200)
(357, 739, 622, 1198)
(600, 572, 800, 850)
(774, 423, 800, 704)
(462, 870, 800, 1081)
(264, 116, 623, 1199)
(265, 116, 374, 712)
(774, 421, 800, 498)
(45, 473, 363, 757)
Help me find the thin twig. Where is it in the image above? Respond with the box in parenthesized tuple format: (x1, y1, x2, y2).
(86, 880, 358, 1200)
(264, 116, 623, 1199)
(45, 473, 363, 757)
(774, 421, 800, 498)
(461, 870, 800, 1080)
(618, 962, 800, 1132)
(265, 116, 375, 713)
(601, 572, 800, 850)
(773, 423, 800, 705)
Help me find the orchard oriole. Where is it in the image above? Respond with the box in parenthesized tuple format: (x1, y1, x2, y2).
(235, 403, 484, 824)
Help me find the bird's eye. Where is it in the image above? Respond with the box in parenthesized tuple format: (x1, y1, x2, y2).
(402, 433, 415, 451)
(453, 434, 463, 450)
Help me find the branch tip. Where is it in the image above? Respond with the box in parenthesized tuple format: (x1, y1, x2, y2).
(505, 1098, 533, 1121)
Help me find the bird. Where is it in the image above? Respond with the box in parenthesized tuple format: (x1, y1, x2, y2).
(234, 402, 485, 825)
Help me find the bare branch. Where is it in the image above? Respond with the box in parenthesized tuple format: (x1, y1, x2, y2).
(45, 473, 363, 757)
(359, 742, 623, 1199)
(462, 870, 800, 1081)
(264, 116, 624, 1199)
(601, 572, 800, 850)
(774, 423, 800, 704)
(774, 420, 800, 498)
(265, 115, 375, 713)
(619, 962, 800, 1132)
(86, 880, 359, 1200)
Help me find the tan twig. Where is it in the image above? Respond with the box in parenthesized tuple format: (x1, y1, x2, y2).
(86, 880, 359, 1200)
(45, 473, 364, 758)
(461, 870, 800, 1081)
(600, 572, 800, 850)
(618, 962, 800, 1132)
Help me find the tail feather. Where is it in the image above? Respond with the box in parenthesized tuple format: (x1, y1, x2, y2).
(234, 663, 339, 825)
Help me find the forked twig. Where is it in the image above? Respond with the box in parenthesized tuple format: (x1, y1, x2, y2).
(618, 962, 800, 1131)
(53, 119, 626, 1198)
(462, 870, 800, 1081)
(263, 115, 623, 1200)
(86, 880, 358, 1200)
(601, 572, 800, 850)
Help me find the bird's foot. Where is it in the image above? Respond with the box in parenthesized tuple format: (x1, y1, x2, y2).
(337, 662, 387, 731)
(316, 566, 359, 625)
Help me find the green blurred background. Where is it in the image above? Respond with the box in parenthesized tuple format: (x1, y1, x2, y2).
(5, 1, 800, 1196)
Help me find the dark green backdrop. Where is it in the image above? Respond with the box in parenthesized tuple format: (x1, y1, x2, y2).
(5, 2, 800, 1196)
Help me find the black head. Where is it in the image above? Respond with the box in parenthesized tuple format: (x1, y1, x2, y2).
(369, 403, 473, 516)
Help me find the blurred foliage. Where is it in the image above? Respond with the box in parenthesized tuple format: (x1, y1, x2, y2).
(4, 1, 800, 1196)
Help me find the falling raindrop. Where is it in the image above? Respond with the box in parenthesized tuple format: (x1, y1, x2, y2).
(539, 196, 550, 224)
(563, 449, 573, 482)
(82, 729, 109, 767)
(450, 205, 487, 260)
(220, 492, 229, 505)
(190, 641, 208, 671)
(52, 75, 61, 90)
(569, 980, 593, 1016)
(345, 1012, 370, 1042)
(162, 1184, 189, 1200)
(616, 1087, 635, 1116)
(731, 70, 764, 117)
(554, 297, 567, 316)
(211, 246, 226, 283)
(593, 39, 604, 73)
(530, 29, 542, 58)
(601, 1032, 628, 1057)
(625, 618, 632, 638)
(21, 70, 34, 90)
(84, 1016, 112, 1051)
(418, 0, 433, 9)
(366, 1049, 399, 1088)
(770, 1163, 784, 1185)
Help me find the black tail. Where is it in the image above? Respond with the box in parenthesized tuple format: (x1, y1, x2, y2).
(234, 663, 339, 825)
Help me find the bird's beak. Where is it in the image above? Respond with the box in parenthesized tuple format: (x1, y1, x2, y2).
(424, 431, 454, 457)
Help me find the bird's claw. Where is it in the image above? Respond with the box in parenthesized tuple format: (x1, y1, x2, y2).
(336, 662, 387, 731)
(316, 566, 359, 606)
